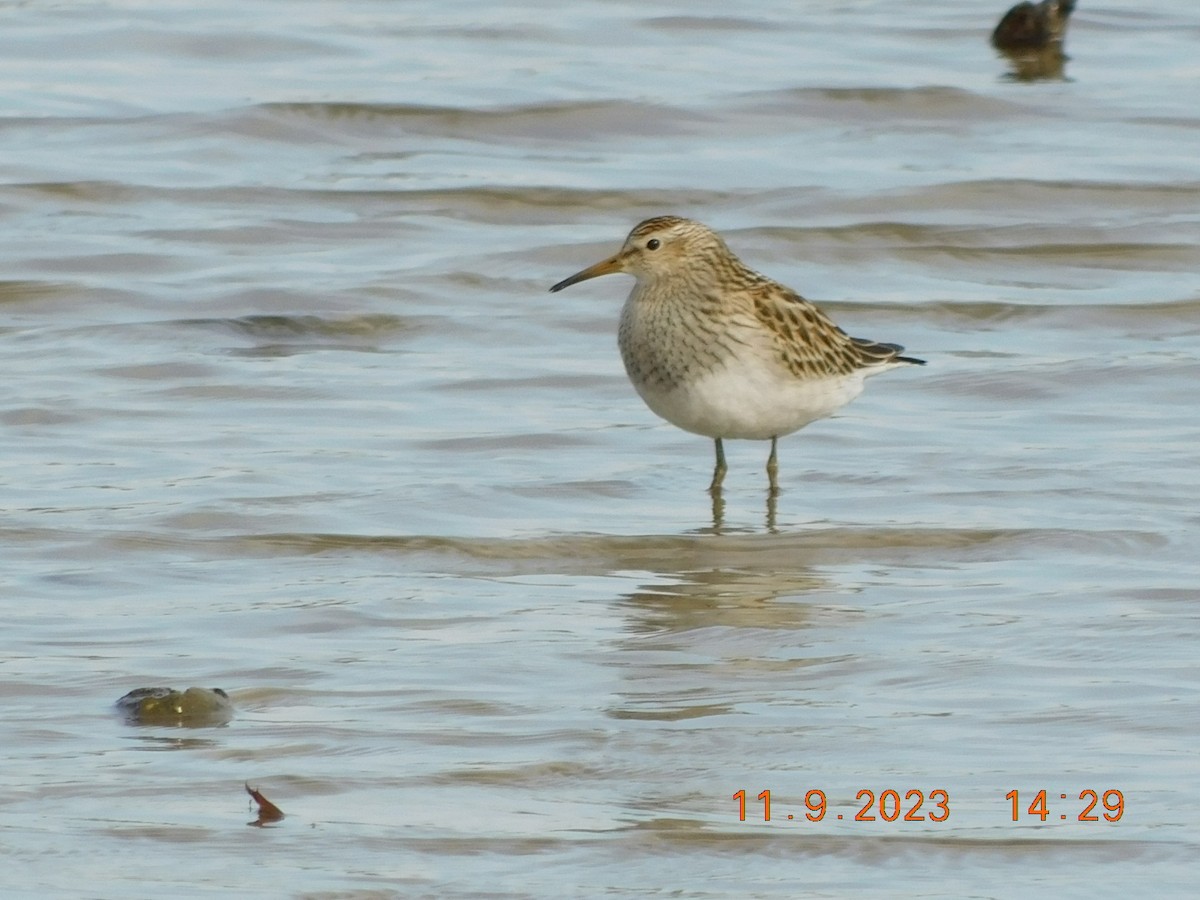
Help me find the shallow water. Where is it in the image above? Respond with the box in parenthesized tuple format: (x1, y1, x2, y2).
(2, 1, 1198, 897)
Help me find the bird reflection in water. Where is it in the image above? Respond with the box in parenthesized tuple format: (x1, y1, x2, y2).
(707, 484, 780, 534)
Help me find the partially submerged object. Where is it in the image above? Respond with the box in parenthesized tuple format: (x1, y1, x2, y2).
(991, 0, 1076, 80)
(246, 783, 286, 827)
(992, 0, 1075, 51)
(116, 686, 234, 726)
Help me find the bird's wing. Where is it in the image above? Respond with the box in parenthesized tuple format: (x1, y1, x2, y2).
(747, 281, 866, 378)
(750, 281, 924, 373)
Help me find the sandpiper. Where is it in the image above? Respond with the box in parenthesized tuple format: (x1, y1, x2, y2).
(550, 216, 924, 494)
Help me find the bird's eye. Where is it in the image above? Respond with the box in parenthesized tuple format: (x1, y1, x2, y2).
(646, 238, 661, 250)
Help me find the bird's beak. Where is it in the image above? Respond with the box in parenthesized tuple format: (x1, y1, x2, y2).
(549, 254, 623, 293)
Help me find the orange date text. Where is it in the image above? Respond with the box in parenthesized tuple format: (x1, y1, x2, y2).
(733, 788, 950, 823)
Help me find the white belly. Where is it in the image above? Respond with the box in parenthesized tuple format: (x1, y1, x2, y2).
(631, 360, 867, 440)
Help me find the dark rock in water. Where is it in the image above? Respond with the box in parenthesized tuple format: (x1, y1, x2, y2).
(992, 0, 1076, 51)
(116, 687, 234, 726)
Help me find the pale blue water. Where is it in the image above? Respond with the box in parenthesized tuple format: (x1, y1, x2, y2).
(2, 1, 1198, 897)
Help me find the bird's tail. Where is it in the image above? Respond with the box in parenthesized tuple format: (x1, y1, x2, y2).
(851, 337, 926, 367)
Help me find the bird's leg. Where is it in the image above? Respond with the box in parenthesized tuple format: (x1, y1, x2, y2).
(766, 436, 780, 496)
(711, 490, 726, 533)
(708, 438, 727, 494)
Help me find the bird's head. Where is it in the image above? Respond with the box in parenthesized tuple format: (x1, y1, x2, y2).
(549, 216, 728, 292)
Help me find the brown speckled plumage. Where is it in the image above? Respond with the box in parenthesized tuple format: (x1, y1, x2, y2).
(550, 216, 923, 494)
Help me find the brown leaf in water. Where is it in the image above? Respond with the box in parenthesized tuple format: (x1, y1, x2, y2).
(245, 782, 285, 826)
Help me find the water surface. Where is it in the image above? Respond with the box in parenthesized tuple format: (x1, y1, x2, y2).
(2, 1, 1198, 896)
